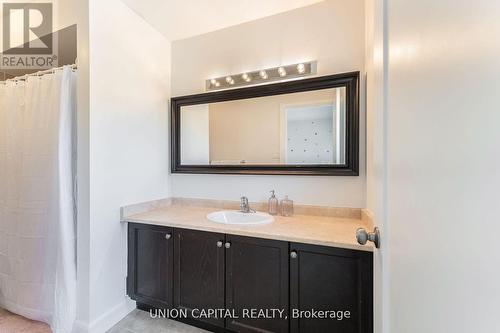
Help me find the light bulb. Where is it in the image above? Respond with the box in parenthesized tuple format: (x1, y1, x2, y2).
(229, 79, 235, 85)
(259, 70, 268, 79)
(225, 76, 233, 83)
(210, 79, 217, 84)
(278, 67, 287, 77)
(214, 81, 220, 87)
(242, 73, 249, 80)
(297, 63, 305, 74)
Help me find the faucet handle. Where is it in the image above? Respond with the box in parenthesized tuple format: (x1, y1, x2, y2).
(240, 196, 251, 213)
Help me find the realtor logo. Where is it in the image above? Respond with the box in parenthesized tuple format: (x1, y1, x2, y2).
(3, 3, 53, 54)
(1, 2, 56, 70)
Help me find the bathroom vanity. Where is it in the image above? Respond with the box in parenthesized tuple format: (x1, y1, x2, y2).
(124, 199, 373, 333)
(143, 72, 370, 332)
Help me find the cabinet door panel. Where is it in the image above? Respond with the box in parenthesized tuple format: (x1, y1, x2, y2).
(174, 228, 225, 328)
(290, 243, 373, 333)
(226, 235, 289, 333)
(127, 223, 173, 308)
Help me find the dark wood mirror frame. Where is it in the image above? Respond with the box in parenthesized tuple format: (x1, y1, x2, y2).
(171, 71, 359, 176)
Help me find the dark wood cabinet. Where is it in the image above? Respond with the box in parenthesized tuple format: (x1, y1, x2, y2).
(174, 228, 225, 328)
(127, 224, 373, 333)
(127, 223, 174, 308)
(289, 243, 373, 333)
(225, 235, 289, 333)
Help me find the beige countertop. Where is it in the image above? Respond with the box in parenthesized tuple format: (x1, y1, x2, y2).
(122, 199, 374, 252)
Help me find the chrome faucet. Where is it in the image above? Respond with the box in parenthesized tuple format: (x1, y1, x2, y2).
(240, 196, 255, 213)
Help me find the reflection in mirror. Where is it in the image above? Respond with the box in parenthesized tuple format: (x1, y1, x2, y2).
(180, 87, 346, 166)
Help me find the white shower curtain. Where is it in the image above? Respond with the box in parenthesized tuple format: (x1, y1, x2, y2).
(0, 66, 77, 333)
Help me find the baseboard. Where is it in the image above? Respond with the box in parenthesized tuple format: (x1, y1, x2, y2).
(74, 298, 135, 333)
(72, 320, 89, 333)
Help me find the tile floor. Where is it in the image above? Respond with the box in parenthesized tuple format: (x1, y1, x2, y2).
(0, 308, 51, 333)
(107, 309, 208, 333)
(0, 307, 206, 333)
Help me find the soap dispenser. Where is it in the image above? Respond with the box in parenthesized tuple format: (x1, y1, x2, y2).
(280, 195, 294, 217)
(268, 190, 279, 215)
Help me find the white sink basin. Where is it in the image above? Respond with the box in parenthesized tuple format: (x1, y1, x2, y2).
(207, 210, 274, 225)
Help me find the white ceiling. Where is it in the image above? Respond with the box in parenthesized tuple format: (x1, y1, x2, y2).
(121, 0, 324, 41)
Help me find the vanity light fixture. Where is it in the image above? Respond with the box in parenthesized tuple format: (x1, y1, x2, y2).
(297, 63, 306, 74)
(210, 78, 220, 87)
(242, 73, 251, 82)
(278, 67, 287, 77)
(206, 61, 317, 91)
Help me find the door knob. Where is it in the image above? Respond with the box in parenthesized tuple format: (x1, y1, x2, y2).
(225, 242, 231, 249)
(217, 241, 223, 248)
(165, 233, 172, 240)
(290, 251, 298, 259)
(356, 227, 380, 248)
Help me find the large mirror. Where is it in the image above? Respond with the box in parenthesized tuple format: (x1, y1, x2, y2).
(171, 72, 359, 175)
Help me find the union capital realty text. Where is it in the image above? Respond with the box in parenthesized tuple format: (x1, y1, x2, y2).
(150, 308, 351, 320)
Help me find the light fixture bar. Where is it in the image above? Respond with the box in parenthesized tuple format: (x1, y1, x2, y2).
(206, 61, 317, 91)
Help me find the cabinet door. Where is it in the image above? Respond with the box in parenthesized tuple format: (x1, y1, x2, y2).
(226, 235, 289, 333)
(290, 243, 373, 333)
(174, 228, 225, 328)
(127, 223, 174, 308)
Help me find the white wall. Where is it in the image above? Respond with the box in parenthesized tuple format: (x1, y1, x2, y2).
(56, 0, 78, 30)
(85, 0, 171, 331)
(181, 104, 210, 164)
(171, 0, 366, 207)
(76, 5, 91, 333)
(369, 0, 500, 332)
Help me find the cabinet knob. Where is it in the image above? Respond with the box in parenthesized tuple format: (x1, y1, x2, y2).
(290, 251, 298, 259)
(165, 233, 172, 240)
(217, 241, 223, 248)
(224, 242, 231, 249)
